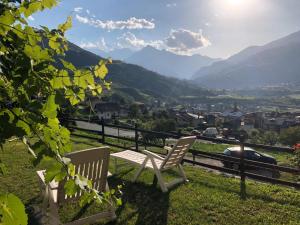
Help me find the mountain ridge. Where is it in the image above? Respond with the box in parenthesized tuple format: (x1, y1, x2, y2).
(64, 42, 213, 101)
(192, 30, 300, 89)
(126, 45, 219, 79)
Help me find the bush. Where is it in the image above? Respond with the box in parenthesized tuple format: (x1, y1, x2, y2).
(279, 126, 300, 146)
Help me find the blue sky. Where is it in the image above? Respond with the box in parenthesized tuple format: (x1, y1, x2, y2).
(29, 0, 300, 58)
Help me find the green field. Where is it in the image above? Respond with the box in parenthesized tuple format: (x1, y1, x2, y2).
(0, 136, 299, 225)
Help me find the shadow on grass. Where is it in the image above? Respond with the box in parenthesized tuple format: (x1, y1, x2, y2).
(26, 196, 44, 225)
(107, 174, 171, 225)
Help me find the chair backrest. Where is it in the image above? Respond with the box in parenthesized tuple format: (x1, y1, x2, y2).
(57, 147, 110, 204)
(160, 136, 196, 170)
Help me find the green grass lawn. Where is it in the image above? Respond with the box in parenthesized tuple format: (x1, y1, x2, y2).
(0, 136, 299, 225)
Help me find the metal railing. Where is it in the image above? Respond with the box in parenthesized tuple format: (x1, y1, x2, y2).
(62, 117, 300, 194)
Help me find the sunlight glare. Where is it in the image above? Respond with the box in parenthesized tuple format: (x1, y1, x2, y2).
(212, 0, 260, 17)
(227, 0, 243, 6)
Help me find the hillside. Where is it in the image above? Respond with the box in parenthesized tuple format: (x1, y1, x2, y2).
(64, 42, 212, 101)
(126, 46, 219, 79)
(193, 30, 300, 89)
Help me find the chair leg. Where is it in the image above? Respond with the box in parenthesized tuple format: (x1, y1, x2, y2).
(132, 158, 148, 182)
(149, 158, 168, 192)
(40, 184, 49, 216)
(178, 164, 188, 182)
(48, 199, 60, 225)
(153, 168, 168, 192)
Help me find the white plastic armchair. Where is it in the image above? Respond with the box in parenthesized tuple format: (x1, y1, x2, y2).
(111, 136, 196, 192)
(36, 147, 116, 225)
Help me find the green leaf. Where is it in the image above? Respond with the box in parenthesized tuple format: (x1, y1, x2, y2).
(42, 95, 58, 119)
(24, 45, 50, 61)
(66, 89, 80, 105)
(49, 37, 61, 52)
(44, 165, 64, 183)
(47, 118, 59, 130)
(42, 156, 64, 183)
(0, 194, 28, 225)
(16, 120, 31, 135)
(0, 10, 15, 26)
(58, 16, 72, 32)
(64, 180, 78, 196)
(22, 2, 42, 17)
(42, 0, 57, 9)
(60, 59, 76, 71)
(79, 192, 94, 207)
(68, 163, 75, 177)
(94, 61, 108, 79)
(116, 198, 122, 206)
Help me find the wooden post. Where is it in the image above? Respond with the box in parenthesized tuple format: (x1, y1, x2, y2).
(178, 129, 182, 138)
(240, 141, 246, 199)
(135, 123, 139, 152)
(117, 127, 120, 143)
(101, 118, 105, 144)
(239, 130, 248, 200)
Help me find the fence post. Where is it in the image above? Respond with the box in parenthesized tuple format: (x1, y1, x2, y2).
(178, 129, 182, 138)
(135, 123, 139, 151)
(239, 130, 248, 200)
(101, 118, 105, 144)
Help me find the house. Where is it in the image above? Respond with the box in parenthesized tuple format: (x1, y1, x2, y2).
(221, 109, 244, 130)
(242, 113, 257, 131)
(175, 112, 205, 127)
(94, 102, 121, 120)
(262, 112, 298, 132)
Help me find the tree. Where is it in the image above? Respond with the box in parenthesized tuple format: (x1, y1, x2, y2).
(279, 126, 300, 146)
(128, 103, 140, 119)
(262, 131, 279, 146)
(0, 1, 120, 224)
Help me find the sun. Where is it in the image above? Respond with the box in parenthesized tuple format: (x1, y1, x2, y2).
(227, 0, 244, 7)
(212, 0, 259, 17)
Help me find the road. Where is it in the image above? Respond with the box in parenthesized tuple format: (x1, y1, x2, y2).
(75, 121, 136, 137)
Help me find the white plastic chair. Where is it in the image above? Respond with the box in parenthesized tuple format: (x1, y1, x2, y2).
(111, 136, 196, 192)
(37, 147, 116, 225)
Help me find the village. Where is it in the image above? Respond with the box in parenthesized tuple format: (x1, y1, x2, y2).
(87, 97, 300, 146)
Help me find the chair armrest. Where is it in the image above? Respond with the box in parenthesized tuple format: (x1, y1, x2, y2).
(142, 150, 165, 160)
(164, 146, 172, 152)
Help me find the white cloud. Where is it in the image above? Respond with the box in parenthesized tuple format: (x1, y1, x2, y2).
(28, 15, 34, 21)
(74, 7, 83, 12)
(117, 32, 163, 50)
(165, 29, 211, 55)
(75, 15, 155, 30)
(115, 29, 211, 55)
(166, 3, 177, 8)
(76, 14, 89, 23)
(86, 9, 90, 15)
(79, 38, 110, 52)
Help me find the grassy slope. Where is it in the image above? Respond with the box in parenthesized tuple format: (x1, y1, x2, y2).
(0, 137, 299, 225)
(64, 42, 213, 102)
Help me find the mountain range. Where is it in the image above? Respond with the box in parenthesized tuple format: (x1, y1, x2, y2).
(92, 48, 134, 61)
(125, 46, 219, 79)
(64, 42, 213, 102)
(192, 30, 300, 89)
